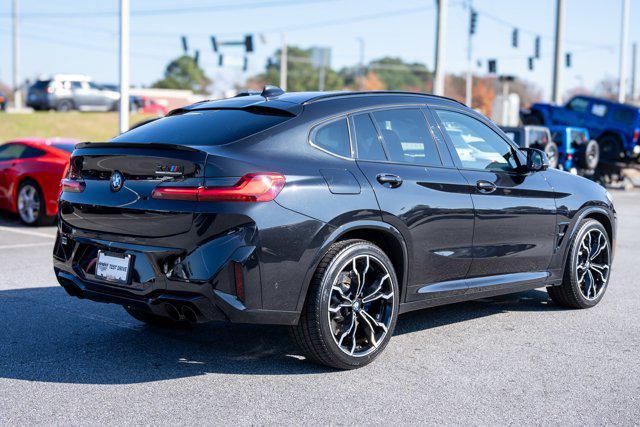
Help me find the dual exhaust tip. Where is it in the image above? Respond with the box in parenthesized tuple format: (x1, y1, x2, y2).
(165, 302, 198, 324)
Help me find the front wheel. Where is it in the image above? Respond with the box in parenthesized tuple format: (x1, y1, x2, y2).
(290, 239, 399, 369)
(547, 219, 612, 308)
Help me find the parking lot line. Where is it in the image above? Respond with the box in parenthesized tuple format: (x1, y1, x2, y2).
(0, 242, 52, 250)
(0, 225, 55, 239)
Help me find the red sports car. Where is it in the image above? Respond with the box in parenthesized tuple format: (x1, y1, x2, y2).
(0, 138, 77, 225)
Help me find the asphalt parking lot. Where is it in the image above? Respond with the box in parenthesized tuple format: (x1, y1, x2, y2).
(0, 190, 639, 425)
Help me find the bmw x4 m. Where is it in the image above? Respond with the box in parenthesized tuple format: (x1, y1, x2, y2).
(54, 87, 616, 369)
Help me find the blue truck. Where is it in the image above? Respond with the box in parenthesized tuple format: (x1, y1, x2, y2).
(522, 95, 640, 162)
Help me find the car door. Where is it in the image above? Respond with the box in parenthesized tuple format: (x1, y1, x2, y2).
(0, 143, 27, 208)
(431, 107, 557, 290)
(351, 107, 475, 303)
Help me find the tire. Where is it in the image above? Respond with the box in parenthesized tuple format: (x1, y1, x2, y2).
(16, 180, 54, 226)
(598, 135, 623, 162)
(290, 239, 399, 370)
(547, 219, 611, 309)
(123, 306, 188, 328)
(578, 139, 600, 170)
(56, 99, 74, 112)
(543, 141, 559, 169)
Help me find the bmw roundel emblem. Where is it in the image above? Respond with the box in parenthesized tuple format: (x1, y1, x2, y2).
(110, 171, 124, 192)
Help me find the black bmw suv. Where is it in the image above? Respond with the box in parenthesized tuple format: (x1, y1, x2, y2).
(54, 87, 616, 369)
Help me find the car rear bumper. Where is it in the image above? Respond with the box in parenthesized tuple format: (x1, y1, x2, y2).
(52, 226, 300, 326)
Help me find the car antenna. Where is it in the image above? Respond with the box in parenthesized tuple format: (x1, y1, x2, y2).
(261, 85, 284, 100)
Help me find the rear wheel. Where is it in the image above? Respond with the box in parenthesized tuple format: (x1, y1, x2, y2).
(56, 99, 74, 112)
(547, 219, 611, 308)
(598, 135, 622, 162)
(290, 239, 399, 369)
(17, 181, 54, 226)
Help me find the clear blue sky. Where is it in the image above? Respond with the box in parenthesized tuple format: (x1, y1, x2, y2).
(0, 0, 634, 100)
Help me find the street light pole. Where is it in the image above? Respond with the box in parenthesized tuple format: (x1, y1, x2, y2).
(280, 33, 287, 91)
(357, 37, 365, 91)
(551, 0, 564, 105)
(12, 0, 22, 109)
(433, 0, 447, 96)
(618, 0, 630, 103)
(465, 0, 473, 107)
(632, 42, 638, 101)
(118, 0, 130, 134)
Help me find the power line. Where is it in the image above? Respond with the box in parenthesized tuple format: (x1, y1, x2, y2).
(0, 0, 342, 19)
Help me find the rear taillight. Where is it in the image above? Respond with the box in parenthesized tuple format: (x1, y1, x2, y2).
(633, 128, 640, 143)
(152, 173, 285, 202)
(46, 85, 54, 94)
(61, 179, 85, 193)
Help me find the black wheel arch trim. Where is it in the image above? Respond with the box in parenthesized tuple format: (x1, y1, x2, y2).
(560, 205, 616, 273)
(294, 220, 410, 313)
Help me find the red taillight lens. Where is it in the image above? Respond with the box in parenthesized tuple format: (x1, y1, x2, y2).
(152, 173, 286, 202)
(633, 129, 640, 143)
(61, 179, 85, 193)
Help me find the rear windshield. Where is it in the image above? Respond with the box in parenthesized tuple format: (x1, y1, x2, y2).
(111, 109, 292, 146)
(31, 80, 51, 89)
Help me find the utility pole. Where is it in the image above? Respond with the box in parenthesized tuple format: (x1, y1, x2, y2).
(318, 64, 326, 91)
(12, 0, 22, 109)
(465, 1, 475, 107)
(551, 0, 564, 104)
(118, 0, 130, 134)
(357, 37, 365, 91)
(632, 42, 638, 101)
(618, 0, 630, 103)
(279, 33, 287, 90)
(433, 0, 447, 96)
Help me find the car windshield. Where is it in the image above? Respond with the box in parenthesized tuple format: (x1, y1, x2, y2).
(111, 109, 293, 146)
(31, 80, 51, 90)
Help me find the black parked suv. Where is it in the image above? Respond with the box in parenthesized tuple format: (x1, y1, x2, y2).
(54, 87, 616, 369)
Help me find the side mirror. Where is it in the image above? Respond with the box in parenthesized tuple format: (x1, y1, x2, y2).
(520, 147, 549, 172)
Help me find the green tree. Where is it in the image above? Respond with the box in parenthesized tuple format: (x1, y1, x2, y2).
(367, 57, 431, 91)
(152, 55, 212, 94)
(249, 47, 344, 91)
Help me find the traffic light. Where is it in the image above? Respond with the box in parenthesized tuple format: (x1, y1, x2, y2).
(565, 52, 572, 68)
(512, 28, 519, 48)
(210, 36, 218, 53)
(218, 54, 224, 66)
(244, 35, 254, 53)
(243, 56, 248, 72)
(488, 59, 497, 74)
(528, 56, 534, 71)
(469, 9, 478, 35)
(194, 50, 199, 65)
(534, 36, 541, 59)
(181, 35, 188, 53)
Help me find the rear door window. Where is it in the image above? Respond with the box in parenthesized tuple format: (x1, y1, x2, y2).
(112, 109, 293, 146)
(352, 114, 386, 161)
(311, 118, 351, 158)
(21, 147, 46, 159)
(370, 108, 442, 166)
(590, 103, 608, 117)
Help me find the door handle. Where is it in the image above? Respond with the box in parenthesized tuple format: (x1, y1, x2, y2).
(376, 173, 403, 188)
(476, 180, 497, 194)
